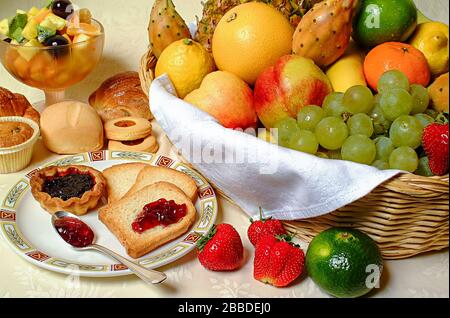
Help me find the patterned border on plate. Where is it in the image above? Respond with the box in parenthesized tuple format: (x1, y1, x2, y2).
(0, 151, 218, 277)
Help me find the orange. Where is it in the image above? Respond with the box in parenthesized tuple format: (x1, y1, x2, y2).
(67, 23, 101, 37)
(364, 42, 431, 91)
(212, 2, 294, 85)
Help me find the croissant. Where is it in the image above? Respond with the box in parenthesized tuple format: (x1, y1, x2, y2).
(89, 72, 153, 122)
(0, 87, 40, 125)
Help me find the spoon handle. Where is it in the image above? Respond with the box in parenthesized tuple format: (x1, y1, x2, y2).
(89, 244, 167, 284)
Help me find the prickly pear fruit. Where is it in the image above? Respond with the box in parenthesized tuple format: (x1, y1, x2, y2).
(292, 0, 360, 68)
(148, 0, 192, 58)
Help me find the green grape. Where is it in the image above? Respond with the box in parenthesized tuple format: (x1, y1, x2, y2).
(374, 136, 395, 161)
(415, 157, 434, 176)
(343, 85, 374, 114)
(315, 117, 349, 150)
(274, 117, 298, 147)
(322, 92, 347, 117)
(372, 160, 390, 170)
(414, 113, 435, 129)
(410, 84, 430, 114)
(377, 70, 410, 93)
(297, 105, 324, 131)
(316, 152, 329, 159)
(389, 146, 419, 172)
(369, 102, 392, 135)
(341, 135, 376, 165)
(288, 130, 319, 154)
(379, 88, 413, 121)
(389, 115, 423, 149)
(347, 113, 374, 137)
(328, 149, 342, 160)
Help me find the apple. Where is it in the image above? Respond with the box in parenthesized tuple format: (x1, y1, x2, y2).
(254, 55, 332, 128)
(184, 71, 257, 129)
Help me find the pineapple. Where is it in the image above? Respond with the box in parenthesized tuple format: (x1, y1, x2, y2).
(195, 0, 322, 52)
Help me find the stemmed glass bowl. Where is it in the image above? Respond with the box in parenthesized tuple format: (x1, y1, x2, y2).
(0, 19, 104, 106)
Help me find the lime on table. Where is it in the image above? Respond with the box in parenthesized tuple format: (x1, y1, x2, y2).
(306, 228, 383, 298)
(353, 0, 418, 48)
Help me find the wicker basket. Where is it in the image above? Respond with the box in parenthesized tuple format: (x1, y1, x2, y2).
(139, 48, 449, 260)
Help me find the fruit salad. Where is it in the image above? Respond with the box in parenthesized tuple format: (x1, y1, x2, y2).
(0, 0, 103, 90)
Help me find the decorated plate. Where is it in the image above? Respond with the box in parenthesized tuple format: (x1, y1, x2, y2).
(0, 151, 218, 277)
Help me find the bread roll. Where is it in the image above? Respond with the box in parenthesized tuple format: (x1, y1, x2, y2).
(41, 101, 104, 154)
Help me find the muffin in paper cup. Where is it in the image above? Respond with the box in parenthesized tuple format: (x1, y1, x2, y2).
(0, 116, 40, 174)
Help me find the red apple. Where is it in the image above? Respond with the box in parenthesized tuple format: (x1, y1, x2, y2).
(254, 55, 332, 128)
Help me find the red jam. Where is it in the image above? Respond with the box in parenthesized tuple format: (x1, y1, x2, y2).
(132, 198, 187, 234)
(54, 217, 94, 248)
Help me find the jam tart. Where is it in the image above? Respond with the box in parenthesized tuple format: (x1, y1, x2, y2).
(30, 165, 106, 215)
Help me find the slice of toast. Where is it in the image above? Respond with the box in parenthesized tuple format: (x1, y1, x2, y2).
(103, 163, 148, 204)
(99, 182, 196, 259)
(124, 166, 198, 202)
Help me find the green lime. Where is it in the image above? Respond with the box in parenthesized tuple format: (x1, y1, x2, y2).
(306, 228, 383, 298)
(353, 0, 418, 48)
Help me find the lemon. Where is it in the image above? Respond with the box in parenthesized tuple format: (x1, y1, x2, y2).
(326, 41, 367, 93)
(155, 39, 215, 98)
(410, 22, 449, 76)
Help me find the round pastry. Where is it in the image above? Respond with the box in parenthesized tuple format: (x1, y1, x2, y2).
(0, 121, 34, 148)
(30, 165, 107, 215)
(40, 101, 104, 155)
(108, 135, 159, 153)
(104, 117, 152, 141)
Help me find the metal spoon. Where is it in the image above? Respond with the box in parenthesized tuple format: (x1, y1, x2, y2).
(51, 211, 167, 285)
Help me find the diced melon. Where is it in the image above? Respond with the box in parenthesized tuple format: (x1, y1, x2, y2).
(0, 18, 8, 36)
(62, 34, 72, 44)
(40, 13, 66, 31)
(73, 33, 91, 43)
(22, 19, 38, 40)
(17, 39, 42, 62)
(34, 8, 51, 24)
(28, 7, 40, 18)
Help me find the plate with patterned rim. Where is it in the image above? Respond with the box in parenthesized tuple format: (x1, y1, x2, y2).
(0, 151, 218, 277)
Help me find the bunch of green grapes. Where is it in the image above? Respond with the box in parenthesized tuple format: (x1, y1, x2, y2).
(272, 70, 437, 174)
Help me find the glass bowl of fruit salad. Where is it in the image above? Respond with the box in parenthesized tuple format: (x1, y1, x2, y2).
(0, 0, 104, 107)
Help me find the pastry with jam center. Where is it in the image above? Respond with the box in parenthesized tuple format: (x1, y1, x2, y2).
(0, 121, 33, 148)
(30, 165, 106, 215)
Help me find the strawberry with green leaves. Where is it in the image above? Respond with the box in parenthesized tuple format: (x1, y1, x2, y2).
(247, 208, 287, 247)
(422, 114, 449, 176)
(254, 235, 305, 287)
(197, 223, 244, 271)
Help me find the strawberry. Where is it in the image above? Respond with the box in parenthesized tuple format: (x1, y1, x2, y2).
(197, 223, 244, 271)
(247, 208, 287, 247)
(422, 122, 449, 176)
(253, 235, 305, 287)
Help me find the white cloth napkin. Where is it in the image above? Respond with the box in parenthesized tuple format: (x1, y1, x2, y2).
(149, 75, 400, 220)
